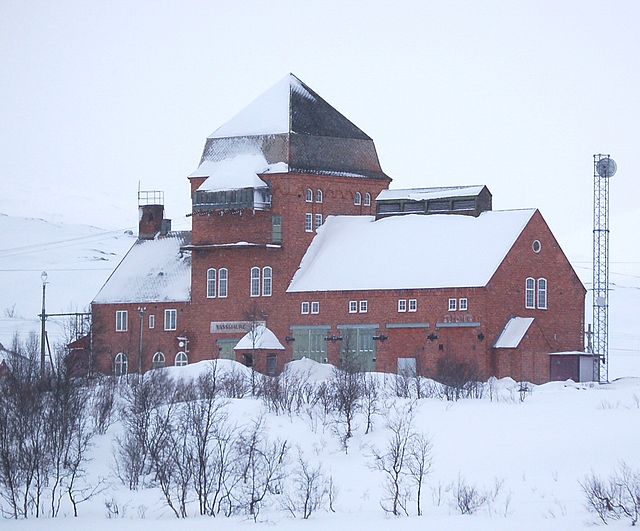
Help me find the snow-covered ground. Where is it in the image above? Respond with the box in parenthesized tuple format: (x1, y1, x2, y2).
(3, 359, 640, 530)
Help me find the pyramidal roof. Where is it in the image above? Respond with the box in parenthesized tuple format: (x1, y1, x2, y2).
(195, 74, 389, 181)
(210, 74, 371, 141)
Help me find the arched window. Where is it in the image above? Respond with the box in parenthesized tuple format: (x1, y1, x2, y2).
(250, 267, 260, 297)
(354, 192, 362, 205)
(537, 278, 548, 309)
(175, 351, 188, 367)
(262, 266, 272, 296)
(316, 189, 323, 203)
(525, 277, 535, 309)
(218, 268, 228, 298)
(114, 352, 128, 376)
(306, 188, 313, 202)
(364, 192, 371, 206)
(152, 352, 165, 369)
(207, 268, 216, 298)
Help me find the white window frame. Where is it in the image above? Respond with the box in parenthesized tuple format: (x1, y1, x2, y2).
(408, 299, 417, 312)
(305, 213, 313, 232)
(207, 268, 216, 298)
(218, 268, 228, 298)
(354, 191, 362, 205)
(525, 277, 535, 309)
(398, 299, 407, 312)
(537, 278, 548, 309)
(114, 352, 128, 375)
(152, 351, 165, 369)
(349, 300, 358, 313)
(148, 314, 155, 329)
(164, 309, 177, 331)
(459, 298, 468, 311)
(301, 301, 310, 314)
(448, 298, 457, 311)
(250, 267, 260, 297)
(316, 189, 323, 203)
(262, 266, 272, 297)
(305, 188, 313, 202)
(364, 192, 371, 206)
(116, 310, 128, 332)
(359, 300, 368, 313)
(175, 351, 188, 367)
(315, 213, 323, 229)
(311, 301, 320, 314)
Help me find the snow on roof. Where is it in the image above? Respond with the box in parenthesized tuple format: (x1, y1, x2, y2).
(377, 185, 485, 202)
(234, 325, 285, 350)
(287, 209, 536, 292)
(494, 317, 535, 348)
(191, 152, 285, 192)
(93, 233, 191, 304)
(549, 351, 597, 357)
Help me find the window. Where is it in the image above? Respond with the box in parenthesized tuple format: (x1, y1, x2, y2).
(207, 268, 216, 298)
(218, 268, 228, 298)
(305, 188, 313, 202)
(262, 266, 272, 296)
(305, 213, 313, 232)
(164, 309, 177, 331)
(114, 352, 128, 376)
(148, 314, 155, 329)
(448, 298, 457, 311)
(398, 299, 407, 312)
(316, 189, 323, 203)
(272, 215, 282, 244)
(152, 352, 165, 369)
(311, 301, 320, 314)
(537, 278, 548, 309)
(301, 301, 310, 314)
(266, 354, 277, 376)
(408, 299, 417, 312)
(459, 298, 468, 311)
(251, 267, 260, 297)
(532, 240, 542, 253)
(359, 300, 368, 313)
(364, 192, 371, 206)
(315, 213, 323, 229)
(525, 277, 535, 309)
(349, 300, 358, 313)
(293, 327, 329, 363)
(354, 192, 362, 205)
(116, 310, 128, 332)
(175, 351, 188, 367)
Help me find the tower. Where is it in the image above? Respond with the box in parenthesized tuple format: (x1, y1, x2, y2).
(592, 154, 616, 383)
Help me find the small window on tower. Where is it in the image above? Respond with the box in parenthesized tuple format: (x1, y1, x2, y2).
(354, 192, 362, 205)
(316, 189, 323, 203)
(148, 314, 155, 329)
(364, 192, 371, 206)
(306, 188, 313, 202)
(305, 213, 313, 232)
(315, 214, 323, 229)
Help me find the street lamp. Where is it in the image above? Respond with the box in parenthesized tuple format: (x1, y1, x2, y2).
(40, 271, 48, 376)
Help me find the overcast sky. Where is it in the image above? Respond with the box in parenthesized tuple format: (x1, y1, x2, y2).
(1, 0, 638, 269)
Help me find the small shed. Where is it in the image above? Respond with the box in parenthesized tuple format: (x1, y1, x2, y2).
(549, 351, 599, 382)
(233, 325, 285, 375)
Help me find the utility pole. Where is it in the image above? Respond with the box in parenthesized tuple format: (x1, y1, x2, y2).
(138, 306, 146, 376)
(39, 271, 48, 376)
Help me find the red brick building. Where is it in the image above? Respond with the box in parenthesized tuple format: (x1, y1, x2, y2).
(90, 74, 586, 384)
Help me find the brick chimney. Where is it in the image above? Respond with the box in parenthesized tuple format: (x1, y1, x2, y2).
(138, 204, 164, 240)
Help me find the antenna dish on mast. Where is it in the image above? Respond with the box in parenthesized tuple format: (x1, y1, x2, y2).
(596, 157, 617, 178)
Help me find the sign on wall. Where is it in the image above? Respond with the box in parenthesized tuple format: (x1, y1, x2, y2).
(210, 321, 266, 334)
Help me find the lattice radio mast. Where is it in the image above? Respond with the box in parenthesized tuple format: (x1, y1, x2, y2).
(592, 154, 616, 383)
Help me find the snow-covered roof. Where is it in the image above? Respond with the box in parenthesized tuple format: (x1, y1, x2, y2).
(377, 185, 486, 202)
(287, 209, 536, 292)
(494, 317, 535, 348)
(191, 152, 287, 191)
(93, 232, 191, 304)
(234, 325, 285, 351)
(549, 351, 597, 357)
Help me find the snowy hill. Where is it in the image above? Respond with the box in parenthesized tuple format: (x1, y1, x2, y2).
(0, 213, 134, 349)
(1, 359, 640, 530)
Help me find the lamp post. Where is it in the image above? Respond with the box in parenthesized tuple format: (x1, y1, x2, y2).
(40, 271, 48, 376)
(138, 306, 146, 376)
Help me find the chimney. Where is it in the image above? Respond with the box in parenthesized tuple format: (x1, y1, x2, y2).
(137, 190, 166, 240)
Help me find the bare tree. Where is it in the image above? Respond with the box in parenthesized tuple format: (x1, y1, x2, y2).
(581, 463, 640, 526)
(284, 450, 331, 519)
(330, 366, 363, 451)
(406, 433, 433, 516)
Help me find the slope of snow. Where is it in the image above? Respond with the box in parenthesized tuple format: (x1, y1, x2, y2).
(377, 185, 485, 202)
(288, 210, 536, 292)
(0, 214, 134, 348)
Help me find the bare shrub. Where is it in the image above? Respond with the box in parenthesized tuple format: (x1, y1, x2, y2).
(435, 358, 482, 401)
(284, 450, 331, 519)
(362, 373, 381, 434)
(581, 463, 640, 526)
(453, 476, 488, 515)
(259, 367, 314, 416)
(330, 366, 363, 451)
(219, 367, 250, 399)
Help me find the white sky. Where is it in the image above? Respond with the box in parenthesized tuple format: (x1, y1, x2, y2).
(1, 0, 639, 269)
